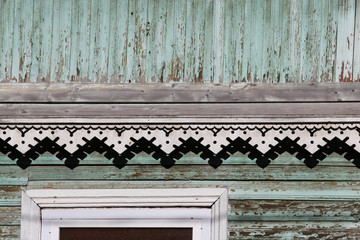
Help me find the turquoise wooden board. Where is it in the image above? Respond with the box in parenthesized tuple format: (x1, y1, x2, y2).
(1, 0, 359, 83)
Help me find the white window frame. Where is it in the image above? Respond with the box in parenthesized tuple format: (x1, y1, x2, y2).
(20, 188, 228, 240)
(41, 208, 211, 240)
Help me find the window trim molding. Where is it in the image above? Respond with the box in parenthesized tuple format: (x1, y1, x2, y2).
(20, 188, 228, 240)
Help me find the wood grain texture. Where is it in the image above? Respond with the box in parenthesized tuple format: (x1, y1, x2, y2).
(0, 102, 360, 119)
(229, 200, 360, 221)
(1, 83, 359, 102)
(26, 165, 360, 182)
(0, 0, 359, 83)
(0, 152, 353, 166)
(0, 226, 20, 240)
(0, 186, 22, 207)
(26, 181, 360, 201)
(228, 221, 360, 239)
(0, 207, 21, 225)
(353, 0, 360, 81)
(3, 200, 360, 229)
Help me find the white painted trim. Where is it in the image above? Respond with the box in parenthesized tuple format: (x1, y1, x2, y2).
(41, 208, 211, 240)
(21, 188, 228, 240)
(20, 191, 41, 240)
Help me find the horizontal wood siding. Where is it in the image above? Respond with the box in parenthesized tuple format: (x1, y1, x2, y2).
(1, 156, 360, 238)
(0, 0, 359, 83)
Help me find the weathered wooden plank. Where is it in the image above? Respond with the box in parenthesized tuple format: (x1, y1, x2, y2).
(0, 152, 353, 167)
(1, 83, 360, 102)
(97, 0, 111, 83)
(27, 165, 360, 182)
(76, 0, 91, 81)
(10, 0, 23, 82)
(38, 0, 54, 82)
(269, 0, 282, 83)
(336, 0, 356, 82)
(353, 0, 360, 81)
(0, 207, 21, 226)
(88, 0, 100, 82)
(171, 0, 186, 82)
(29, 0, 42, 82)
(229, 200, 360, 221)
(0, 226, 20, 240)
(27, 181, 360, 201)
(107, 0, 128, 83)
(126, 0, 148, 83)
(1, 102, 360, 119)
(228, 221, 360, 239)
(0, 166, 27, 186)
(202, 0, 214, 83)
(69, 0, 80, 83)
(0, 186, 22, 206)
(279, 0, 290, 83)
(163, 0, 175, 83)
(184, 0, 196, 82)
(212, 0, 224, 83)
(288, 0, 300, 83)
(49, 0, 61, 82)
(318, 0, 338, 83)
(19, 0, 34, 83)
(1, 0, 359, 84)
(3, 200, 359, 228)
(0, 0, 14, 82)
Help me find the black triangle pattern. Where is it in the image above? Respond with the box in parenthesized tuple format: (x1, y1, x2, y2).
(2, 135, 360, 170)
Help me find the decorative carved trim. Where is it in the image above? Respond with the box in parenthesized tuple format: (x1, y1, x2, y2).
(3, 123, 360, 169)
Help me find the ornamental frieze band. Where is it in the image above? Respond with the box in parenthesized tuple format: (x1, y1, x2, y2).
(2, 123, 360, 170)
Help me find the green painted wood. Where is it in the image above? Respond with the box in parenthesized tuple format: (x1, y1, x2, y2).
(0, 207, 21, 226)
(0, 226, 20, 240)
(0, 186, 22, 207)
(0, 152, 356, 166)
(3, 200, 360, 229)
(26, 180, 360, 201)
(336, 0, 356, 82)
(228, 221, 360, 239)
(0, 166, 27, 186)
(1, 0, 358, 83)
(229, 200, 360, 222)
(3, 200, 360, 231)
(0, 0, 14, 82)
(26, 165, 360, 182)
(353, 0, 360, 81)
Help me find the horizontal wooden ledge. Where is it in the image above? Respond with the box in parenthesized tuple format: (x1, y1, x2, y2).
(26, 181, 360, 201)
(0, 83, 359, 103)
(0, 103, 360, 120)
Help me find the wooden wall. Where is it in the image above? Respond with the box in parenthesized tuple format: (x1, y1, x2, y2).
(1, 153, 360, 239)
(1, 0, 360, 239)
(0, 0, 359, 83)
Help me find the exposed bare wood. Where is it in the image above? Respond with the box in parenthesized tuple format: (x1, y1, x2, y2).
(0, 207, 21, 225)
(0, 226, 20, 239)
(27, 165, 360, 182)
(228, 221, 360, 239)
(0, 103, 360, 120)
(229, 200, 360, 221)
(0, 186, 22, 206)
(4, 200, 360, 229)
(26, 181, 360, 201)
(0, 83, 360, 102)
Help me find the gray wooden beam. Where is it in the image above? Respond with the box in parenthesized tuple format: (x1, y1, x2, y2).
(0, 83, 360, 103)
(0, 103, 359, 120)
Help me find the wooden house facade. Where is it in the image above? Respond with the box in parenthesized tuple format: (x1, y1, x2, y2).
(1, 0, 360, 239)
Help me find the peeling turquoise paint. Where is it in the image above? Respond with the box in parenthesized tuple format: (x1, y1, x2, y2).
(0, 0, 359, 83)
